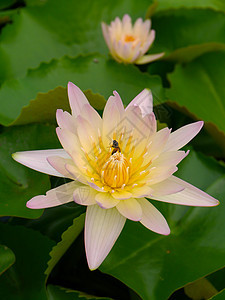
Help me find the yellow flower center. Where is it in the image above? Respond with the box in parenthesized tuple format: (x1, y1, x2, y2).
(124, 35, 136, 43)
(101, 152, 130, 188)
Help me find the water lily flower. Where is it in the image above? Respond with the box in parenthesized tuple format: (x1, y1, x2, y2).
(13, 82, 219, 270)
(101, 14, 164, 64)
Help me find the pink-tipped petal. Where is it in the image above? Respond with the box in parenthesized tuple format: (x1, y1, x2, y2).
(151, 177, 184, 196)
(81, 104, 102, 131)
(138, 198, 170, 235)
(12, 149, 69, 177)
(26, 181, 80, 209)
(56, 127, 80, 156)
(47, 156, 75, 179)
(116, 198, 142, 221)
(135, 52, 165, 65)
(144, 127, 171, 162)
(102, 91, 124, 146)
(95, 192, 120, 209)
(101, 22, 111, 49)
(73, 186, 96, 206)
(126, 89, 153, 117)
(140, 30, 155, 55)
(67, 82, 89, 117)
(76, 115, 97, 153)
(164, 121, 204, 152)
(85, 205, 126, 270)
(151, 150, 189, 169)
(150, 175, 219, 207)
(56, 109, 77, 133)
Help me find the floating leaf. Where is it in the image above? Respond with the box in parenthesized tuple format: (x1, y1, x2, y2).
(47, 284, 112, 300)
(0, 245, 15, 275)
(0, 54, 164, 126)
(151, 9, 225, 62)
(184, 278, 218, 300)
(12, 88, 106, 126)
(0, 0, 153, 81)
(46, 214, 85, 278)
(0, 224, 55, 300)
(167, 51, 225, 152)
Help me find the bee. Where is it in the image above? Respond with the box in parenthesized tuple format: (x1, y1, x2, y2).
(111, 140, 121, 155)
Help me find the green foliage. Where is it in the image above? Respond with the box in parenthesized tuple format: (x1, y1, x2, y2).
(0, 223, 55, 300)
(46, 213, 85, 278)
(167, 51, 225, 154)
(151, 9, 225, 62)
(0, 245, 15, 275)
(0, 54, 163, 126)
(47, 285, 112, 300)
(0, 1, 225, 299)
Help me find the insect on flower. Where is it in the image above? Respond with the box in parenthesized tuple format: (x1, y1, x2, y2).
(12, 82, 219, 270)
(111, 139, 121, 155)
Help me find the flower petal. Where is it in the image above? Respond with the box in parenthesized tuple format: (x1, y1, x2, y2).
(150, 175, 219, 206)
(135, 52, 165, 65)
(102, 91, 124, 146)
(26, 181, 80, 209)
(56, 127, 80, 156)
(56, 109, 77, 133)
(85, 205, 126, 270)
(73, 186, 97, 206)
(111, 190, 132, 200)
(81, 104, 102, 131)
(76, 115, 97, 153)
(101, 22, 111, 50)
(65, 164, 88, 184)
(126, 88, 153, 117)
(138, 198, 170, 235)
(164, 121, 204, 152)
(95, 192, 120, 209)
(150, 150, 189, 169)
(116, 198, 142, 221)
(151, 177, 184, 196)
(12, 149, 69, 177)
(67, 82, 89, 117)
(144, 127, 171, 162)
(47, 156, 75, 179)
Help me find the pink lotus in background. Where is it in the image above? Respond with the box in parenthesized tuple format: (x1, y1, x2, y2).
(13, 82, 219, 270)
(101, 14, 164, 64)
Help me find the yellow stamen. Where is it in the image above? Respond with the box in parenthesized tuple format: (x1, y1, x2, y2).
(101, 152, 130, 188)
(124, 35, 136, 42)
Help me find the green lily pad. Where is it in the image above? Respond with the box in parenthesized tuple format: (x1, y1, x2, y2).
(0, 123, 60, 218)
(11, 88, 106, 126)
(184, 278, 218, 300)
(0, 0, 153, 81)
(211, 289, 225, 299)
(0, 245, 15, 275)
(47, 284, 112, 300)
(46, 214, 85, 278)
(150, 0, 225, 14)
(166, 51, 225, 152)
(0, 54, 164, 126)
(99, 150, 225, 300)
(151, 9, 225, 62)
(0, 223, 55, 300)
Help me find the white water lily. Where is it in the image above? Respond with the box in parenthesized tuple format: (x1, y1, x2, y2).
(13, 82, 219, 270)
(101, 14, 164, 64)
